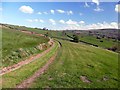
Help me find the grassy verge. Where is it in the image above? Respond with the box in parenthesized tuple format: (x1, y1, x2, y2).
(2, 41, 59, 88)
(31, 40, 118, 88)
(2, 28, 49, 67)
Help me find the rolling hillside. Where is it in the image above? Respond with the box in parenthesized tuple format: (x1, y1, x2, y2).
(79, 35, 118, 49)
(2, 27, 49, 67)
(1, 1, 119, 89)
(30, 40, 118, 88)
(1, 24, 119, 88)
(2, 41, 59, 88)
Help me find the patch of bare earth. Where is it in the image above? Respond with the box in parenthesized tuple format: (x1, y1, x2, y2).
(16, 52, 57, 88)
(80, 76, 91, 83)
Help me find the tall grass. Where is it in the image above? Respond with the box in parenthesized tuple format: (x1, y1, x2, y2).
(2, 28, 49, 67)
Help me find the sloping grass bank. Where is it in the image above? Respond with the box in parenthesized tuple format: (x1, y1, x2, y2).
(2, 28, 49, 67)
(2, 41, 59, 88)
(31, 40, 118, 88)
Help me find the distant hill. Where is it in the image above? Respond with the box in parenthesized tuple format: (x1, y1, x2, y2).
(66, 29, 119, 40)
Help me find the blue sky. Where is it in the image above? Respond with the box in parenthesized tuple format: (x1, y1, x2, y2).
(0, 1, 119, 30)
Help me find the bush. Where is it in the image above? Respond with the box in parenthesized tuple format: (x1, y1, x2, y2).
(44, 32, 49, 37)
(102, 35, 105, 38)
(96, 36, 101, 39)
(107, 46, 118, 52)
(100, 40, 103, 42)
(73, 34, 79, 43)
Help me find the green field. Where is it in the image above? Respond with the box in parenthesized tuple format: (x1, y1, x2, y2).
(8, 25, 72, 39)
(2, 41, 59, 88)
(30, 40, 118, 88)
(2, 27, 49, 67)
(7, 24, 119, 49)
(18, 26, 119, 49)
(21, 26, 118, 49)
(79, 35, 118, 49)
(22, 27, 71, 39)
(1, 24, 119, 88)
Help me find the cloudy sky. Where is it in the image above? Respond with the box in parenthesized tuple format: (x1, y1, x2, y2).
(0, 1, 119, 30)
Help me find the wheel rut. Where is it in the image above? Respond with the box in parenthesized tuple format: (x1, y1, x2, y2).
(16, 51, 57, 88)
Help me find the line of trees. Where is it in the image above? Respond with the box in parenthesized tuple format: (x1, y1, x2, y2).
(67, 34, 79, 43)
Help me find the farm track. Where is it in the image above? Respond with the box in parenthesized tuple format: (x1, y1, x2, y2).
(29, 40, 118, 88)
(16, 51, 58, 88)
(1, 31, 54, 75)
(16, 41, 60, 88)
(1, 41, 54, 76)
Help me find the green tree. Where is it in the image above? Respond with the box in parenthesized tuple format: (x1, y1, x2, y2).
(73, 34, 79, 43)
(44, 32, 49, 37)
(67, 34, 79, 43)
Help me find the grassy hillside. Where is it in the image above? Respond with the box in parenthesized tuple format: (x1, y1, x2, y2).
(1, 24, 119, 88)
(22, 27, 71, 39)
(79, 35, 118, 48)
(2, 27, 49, 67)
(4, 24, 118, 50)
(2, 42, 59, 88)
(5, 24, 72, 39)
(20, 27, 119, 49)
(30, 40, 118, 88)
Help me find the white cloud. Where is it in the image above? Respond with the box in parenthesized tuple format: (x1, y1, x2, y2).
(59, 19, 85, 26)
(26, 19, 44, 23)
(115, 4, 120, 12)
(92, 0, 104, 12)
(94, 6, 104, 12)
(56, 9, 73, 15)
(79, 21, 85, 24)
(56, 9, 65, 13)
(88, 22, 118, 29)
(110, 22, 118, 28)
(86, 22, 118, 29)
(67, 10, 73, 15)
(84, 2, 90, 7)
(66, 19, 78, 26)
(19, 5, 34, 14)
(92, 0, 99, 5)
(43, 12, 48, 14)
(50, 10, 55, 14)
(34, 19, 39, 22)
(59, 20, 65, 24)
(38, 12, 42, 15)
(27, 18, 118, 30)
(49, 19, 56, 25)
(64, 25, 79, 30)
(64, 21, 118, 30)
(39, 19, 44, 23)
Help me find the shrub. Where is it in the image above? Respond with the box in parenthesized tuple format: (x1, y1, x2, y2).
(102, 35, 105, 38)
(100, 40, 103, 42)
(96, 36, 101, 39)
(44, 32, 49, 37)
(73, 34, 79, 43)
(107, 46, 118, 52)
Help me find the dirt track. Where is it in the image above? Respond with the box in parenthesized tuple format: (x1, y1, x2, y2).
(16, 52, 57, 88)
(1, 40, 54, 76)
(1, 30, 54, 75)
(1, 30, 59, 88)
